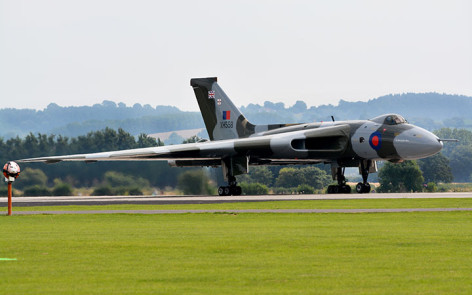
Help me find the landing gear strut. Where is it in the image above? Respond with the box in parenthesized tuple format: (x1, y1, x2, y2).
(218, 175, 242, 196)
(218, 157, 246, 196)
(356, 160, 371, 194)
(327, 167, 351, 194)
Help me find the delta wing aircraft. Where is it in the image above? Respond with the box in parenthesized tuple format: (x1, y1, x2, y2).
(19, 77, 445, 195)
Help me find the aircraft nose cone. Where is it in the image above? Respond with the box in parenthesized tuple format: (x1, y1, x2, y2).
(394, 127, 443, 160)
(424, 136, 443, 156)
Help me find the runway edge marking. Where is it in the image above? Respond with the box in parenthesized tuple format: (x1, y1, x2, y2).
(11, 208, 472, 215)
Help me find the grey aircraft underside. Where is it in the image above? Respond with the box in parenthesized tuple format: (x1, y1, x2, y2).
(19, 77, 446, 195)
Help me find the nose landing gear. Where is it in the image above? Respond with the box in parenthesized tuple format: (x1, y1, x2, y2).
(356, 182, 371, 193)
(356, 160, 372, 194)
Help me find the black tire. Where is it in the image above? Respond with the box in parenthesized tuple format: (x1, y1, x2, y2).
(224, 187, 231, 196)
(342, 185, 351, 194)
(356, 183, 364, 194)
(363, 183, 371, 193)
(218, 187, 225, 196)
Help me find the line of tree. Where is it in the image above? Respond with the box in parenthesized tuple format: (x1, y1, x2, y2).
(0, 128, 182, 188)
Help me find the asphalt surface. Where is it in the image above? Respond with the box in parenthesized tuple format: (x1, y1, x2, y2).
(11, 208, 472, 215)
(1, 192, 471, 207)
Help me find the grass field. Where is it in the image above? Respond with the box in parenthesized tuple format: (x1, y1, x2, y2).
(1, 208, 471, 294)
(10, 197, 472, 212)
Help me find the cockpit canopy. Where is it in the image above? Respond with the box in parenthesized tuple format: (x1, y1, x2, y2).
(370, 114, 407, 125)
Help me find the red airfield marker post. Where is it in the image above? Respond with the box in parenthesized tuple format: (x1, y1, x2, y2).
(7, 181, 12, 216)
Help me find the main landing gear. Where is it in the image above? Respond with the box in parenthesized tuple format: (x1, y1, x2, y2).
(218, 156, 247, 196)
(356, 160, 371, 194)
(328, 160, 375, 194)
(218, 175, 242, 196)
(327, 167, 351, 194)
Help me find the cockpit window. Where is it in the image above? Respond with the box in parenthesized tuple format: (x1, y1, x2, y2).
(393, 115, 406, 124)
(370, 114, 407, 125)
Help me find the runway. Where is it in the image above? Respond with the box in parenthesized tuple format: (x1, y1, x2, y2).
(1, 192, 471, 207)
(11, 208, 472, 215)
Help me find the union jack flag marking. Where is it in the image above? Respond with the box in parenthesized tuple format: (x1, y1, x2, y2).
(208, 91, 215, 99)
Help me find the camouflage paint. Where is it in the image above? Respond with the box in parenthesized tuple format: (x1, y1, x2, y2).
(19, 78, 443, 181)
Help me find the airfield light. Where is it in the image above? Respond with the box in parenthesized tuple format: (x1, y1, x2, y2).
(3, 161, 20, 216)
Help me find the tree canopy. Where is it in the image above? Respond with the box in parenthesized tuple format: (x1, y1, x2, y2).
(418, 153, 453, 183)
(177, 170, 214, 195)
(0, 128, 182, 188)
(378, 161, 424, 193)
(275, 167, 330, 189)
(434, 128, 472, 182)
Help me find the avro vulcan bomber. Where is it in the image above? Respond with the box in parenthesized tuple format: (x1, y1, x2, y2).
(19, 77, 445, 195)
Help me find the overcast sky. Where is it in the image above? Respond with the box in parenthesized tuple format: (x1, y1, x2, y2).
(1, 0, 471, 111)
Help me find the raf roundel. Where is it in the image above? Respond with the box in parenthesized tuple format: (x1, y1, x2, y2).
(369, 131, 382, 151)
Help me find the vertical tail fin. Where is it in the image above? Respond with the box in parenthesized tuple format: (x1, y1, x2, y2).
(191, 77, 255, 141)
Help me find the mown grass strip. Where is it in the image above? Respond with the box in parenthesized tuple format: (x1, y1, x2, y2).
(9, 197, 472, 212)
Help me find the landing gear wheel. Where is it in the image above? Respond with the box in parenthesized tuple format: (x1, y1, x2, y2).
(224, 187, 231, 196)
(356, 182, 371, 194)
(327, 184, 351, 194)
(342, 185, 351, 194)
(218, 185, 242, 196)
(356, 183, 363, 194)
(218, 187, 225, 196)
(327, 166, 353, 194)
